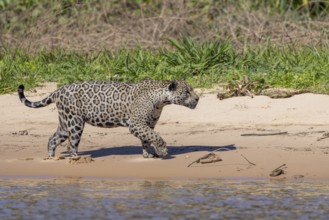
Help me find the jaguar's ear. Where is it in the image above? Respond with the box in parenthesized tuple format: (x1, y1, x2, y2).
(168, 81, 177, 92)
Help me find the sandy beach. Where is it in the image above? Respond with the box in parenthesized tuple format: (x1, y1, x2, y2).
(1, 83, 329, 180)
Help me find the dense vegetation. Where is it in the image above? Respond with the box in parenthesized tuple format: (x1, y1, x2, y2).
(1, 0, 329, 94)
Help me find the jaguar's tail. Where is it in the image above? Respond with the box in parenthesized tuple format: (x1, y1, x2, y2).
(18, 85, 54, 108)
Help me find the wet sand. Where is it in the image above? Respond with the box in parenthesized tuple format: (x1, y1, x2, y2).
(1, 83, 329, 180)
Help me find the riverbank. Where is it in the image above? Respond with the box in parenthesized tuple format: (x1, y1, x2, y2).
(1, 83, 329, 180)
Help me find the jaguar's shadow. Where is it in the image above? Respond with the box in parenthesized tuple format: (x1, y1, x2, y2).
(79, 144, 236, 158)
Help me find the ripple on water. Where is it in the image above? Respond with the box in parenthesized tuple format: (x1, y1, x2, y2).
(0, 178, 329, 219)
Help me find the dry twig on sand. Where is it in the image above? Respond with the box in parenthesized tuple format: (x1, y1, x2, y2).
(269, 164, 287, 177)
(317, 132, 329, 141)
(187, 152, 222, 167)
(240, 154, 256, 166)
(241, 132, 288, 136)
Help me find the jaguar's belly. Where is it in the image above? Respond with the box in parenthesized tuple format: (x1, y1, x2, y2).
(84, 116, 130, 128)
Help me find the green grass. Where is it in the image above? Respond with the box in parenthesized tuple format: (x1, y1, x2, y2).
(2, 38, 329, 94)
(1, 1, 329, 96)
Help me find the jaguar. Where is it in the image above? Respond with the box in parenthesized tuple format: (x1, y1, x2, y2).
(18, 80, 199, 158)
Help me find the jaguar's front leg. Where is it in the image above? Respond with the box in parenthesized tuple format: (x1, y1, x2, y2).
(130, 124, 168, 158)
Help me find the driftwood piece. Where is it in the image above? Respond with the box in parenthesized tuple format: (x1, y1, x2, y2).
(187, 152, 222, 167)
(260, 88, 309, 99)
(269, 164, 287, 177)
(317, 132, 329, 141)
(217, 75, 255, 100)
(217, 75, 311, 100)
(241, 132, 288, 137)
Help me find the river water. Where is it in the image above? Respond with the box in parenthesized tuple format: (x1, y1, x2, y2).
(1, 177, 329, 219)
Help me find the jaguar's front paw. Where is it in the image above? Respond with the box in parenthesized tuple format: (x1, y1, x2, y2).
(70, 150, 78, 157)
(143, 152, 156, 158)
(155, 146, 168, 158)
(66, 145, 78, 157)
(48, 151, 55, 158)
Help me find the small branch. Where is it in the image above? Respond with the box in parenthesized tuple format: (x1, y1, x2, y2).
(273, 164, 286, 170)
(187, 152, 222, 167)
(317, 132, 329, 141)
(241, 132, 288, 137)
(187, 153, 209, 167)
(269, 164, 287, 177)
(240, 154, 256, 166)
(187, 158, 201, 167)
(152, 3, 166, 42)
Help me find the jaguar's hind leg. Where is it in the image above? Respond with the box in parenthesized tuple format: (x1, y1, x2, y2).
(67, 117, 85, 157)
(48, 126, 69, 157)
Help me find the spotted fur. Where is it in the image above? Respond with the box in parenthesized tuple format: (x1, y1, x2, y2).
(18, 80, 199, 158)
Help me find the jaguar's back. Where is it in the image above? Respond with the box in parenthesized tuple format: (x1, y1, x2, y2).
(56, 81, 135, 127)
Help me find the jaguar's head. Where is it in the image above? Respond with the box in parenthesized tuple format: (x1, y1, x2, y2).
(166, 80, 199, 109)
